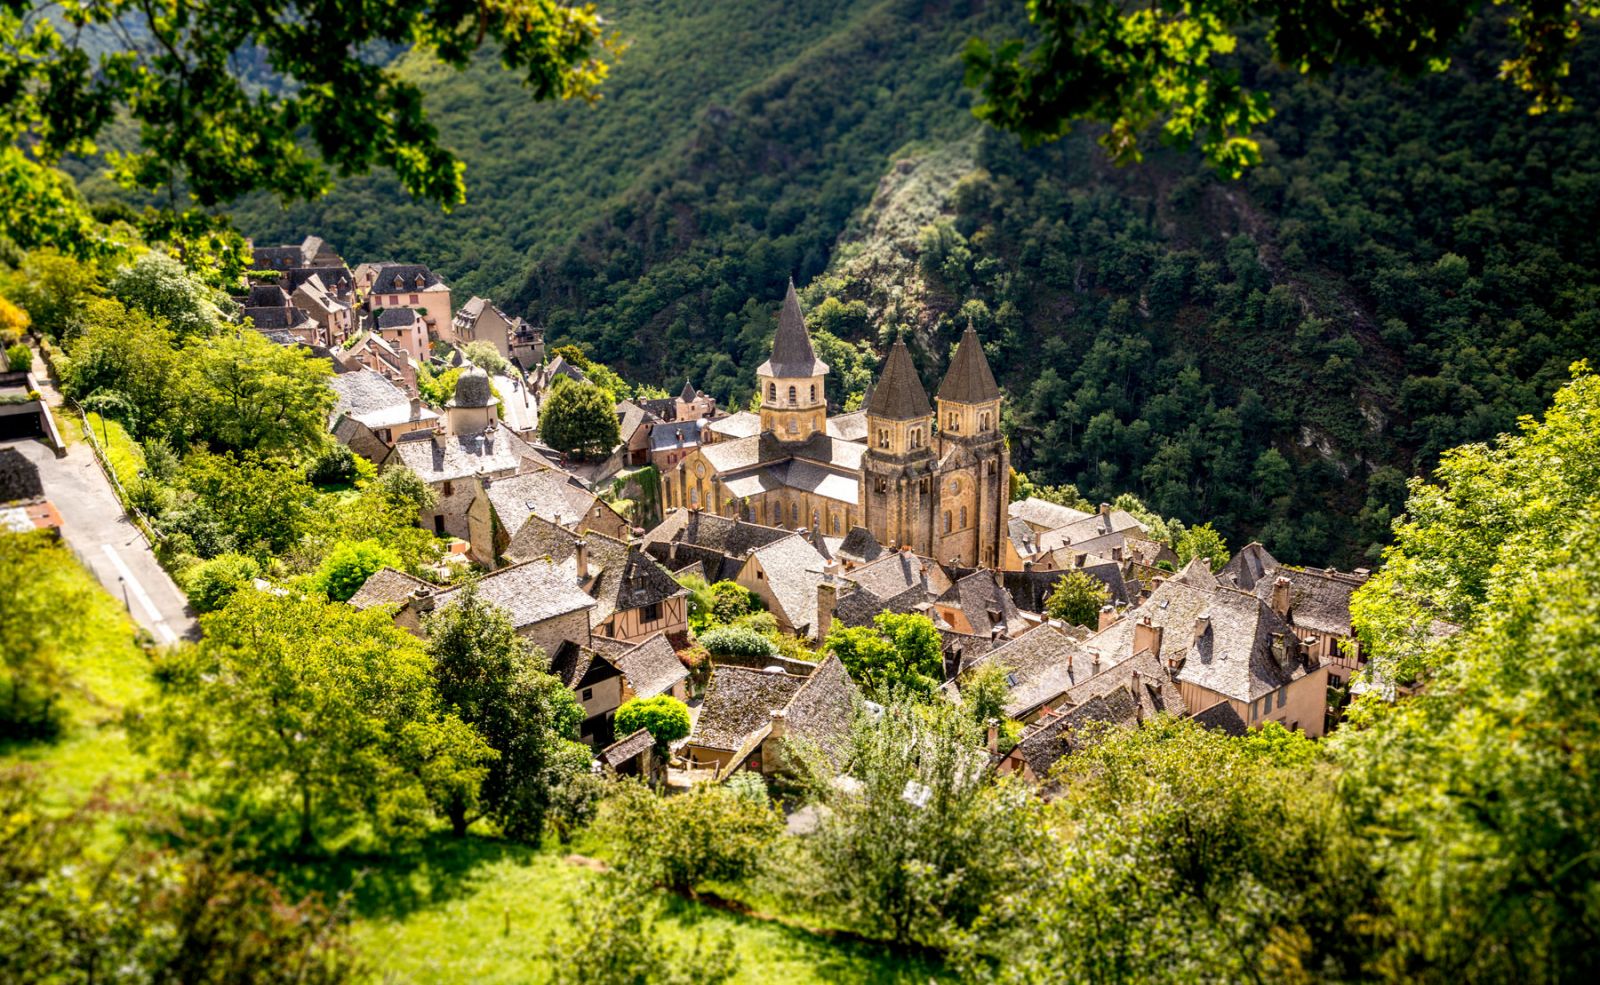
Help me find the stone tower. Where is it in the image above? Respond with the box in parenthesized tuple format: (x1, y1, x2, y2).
(757, 280, 830, 443)
(933, 324, 1008, 568)
(861, 338, 936, 554)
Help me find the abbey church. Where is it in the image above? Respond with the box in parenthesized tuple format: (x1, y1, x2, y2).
(660, 281, 1010, 568)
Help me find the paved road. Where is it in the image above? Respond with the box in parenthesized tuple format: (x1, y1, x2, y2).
(8, 437, 196, 645)
(494, 372, 539, 435)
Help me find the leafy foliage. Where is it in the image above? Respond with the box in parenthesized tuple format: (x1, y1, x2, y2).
(790, 699, 1042, 947)
(697, 625, 779, 661)
(547, 873, 738, 985)
(821, 612, 943, 700)
(313, 540, 400, 602)
(538, 379, 620, 459)
(425, 585, 587, 840)
(183, 552, 261, 613)
(141, 591, 492, 849)
(614, 695, 691, 753)
(599, 779, 783, 895)
(1043, 569, 1110, 627)
(1173, 522, 1230, 572)
(964, 0, 1596, 174)
(0, 767, 361, 984)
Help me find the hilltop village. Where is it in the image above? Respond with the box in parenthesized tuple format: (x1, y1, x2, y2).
(237, 234, 1375, 781)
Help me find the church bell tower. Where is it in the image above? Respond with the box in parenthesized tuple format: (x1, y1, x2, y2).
(861, 337, 935, 555)
(757, 280, 829, 444)
(933, 324, 1008, 568)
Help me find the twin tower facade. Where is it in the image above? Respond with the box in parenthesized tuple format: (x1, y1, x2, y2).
(754, 281, 1010, 568)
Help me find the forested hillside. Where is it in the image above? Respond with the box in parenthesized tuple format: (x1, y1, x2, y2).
(231, 2, 1600, 567)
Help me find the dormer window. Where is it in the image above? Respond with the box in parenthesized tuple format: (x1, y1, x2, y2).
(414, 273, 425, 288)
(392, 275, 403, 289)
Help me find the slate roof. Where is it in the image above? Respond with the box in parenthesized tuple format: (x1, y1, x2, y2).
(866, 338, 931, 420)
(283, 265, 354, 298)
(1171, 556, 1221, 591)
(504, 512, 582, 565)
(1009, 497, 1093, 531)
(484, 466, 602, 538)
(1062, 649, 1185, 723)
(616, 399, 656, 443)
(836, 525, 884, 564)
(1192, 700, 1249, 736)
(369, 263, 444, 293)
(347, 567, 434, 610)
(1013, 695, 1119, 779)
(844, 549, 947, 605)
(937, 571, 1028, 637)
(747, 534, 830, 634)
(936, 323, 1000, 404)
(252, 246, 303, 269)
(433, 559, 596, 633)
(692, 666, 809, 752)
(780, 654, 857, 763)
(680, 379, 698, 402)
(247, 284, 289, 307)
(1084, 578, 1312, 704)
(1221, 542, 1280, 591)
(375, 307, 423, 329)
(0, 447, 44, 502)
(1254, 566, 1363, 638)
(601, 728, 656, 767)
(642, 509, 792, 557)
(651, 420, 702, 452)
(963, 624, 1098, 719)
(242, 306, 313, 332)
(757, 280, 829, 378)
(387, 428, 539, 483)
(577, 533, 686, 625)
(613, 632, 689, 698)
(825, 409, 869, 442)
(327, 368, 408, 426)
(1033, 508, 1147, 555)
(548, 640, 619, 689)
(705, 411, 762, 441)
(449, 366, 494, 408)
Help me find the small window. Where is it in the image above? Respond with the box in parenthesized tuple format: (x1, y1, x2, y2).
(790, 503, 799, 525)
(960, 506, 968, 529)
(581, 687, 593, 701)
(876, 477, 888, 494)
(442, 480, 453, 496)
(832, 515, 841, 534)
(409, 294, 419, 305)
(641, 602, 662, 623)
(757, 569, 765, 580)
(944, 511, 952, 533)
(877, 428, 889, 449)
(788, 385, 797, 405)
(768, 382, 776, 401)
(1277, 687, 1287, 710)
(947, 412, 958, 430)
(433, 514, 445, 534)
(810, 384, 817, 403)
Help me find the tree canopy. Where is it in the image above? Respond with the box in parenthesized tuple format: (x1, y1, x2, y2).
(1043, 569, 1110, 627)
(964, 0, 1599, 175)
(539, 379, 621, 459)
(822, 612, 944, 700)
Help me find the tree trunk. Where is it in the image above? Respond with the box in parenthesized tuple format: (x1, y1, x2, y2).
(449, 799, 469, 837)
(298, 787, 314, 850)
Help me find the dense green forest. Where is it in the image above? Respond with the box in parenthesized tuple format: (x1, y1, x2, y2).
(228, 2, 1600, 567)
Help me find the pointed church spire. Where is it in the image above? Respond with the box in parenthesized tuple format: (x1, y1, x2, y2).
(757, 278, 828, 378)
(937, 321, 1000, 403)
(867, 336, 932, 420)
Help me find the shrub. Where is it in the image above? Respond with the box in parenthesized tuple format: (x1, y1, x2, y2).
(599, 780, 783, 895)
(615, 695, 691, 752)
(697, 625, 779, 660)
(4, 343, 28, 372)
(708, 580, 762, 624)
(313, 540, 399, 602)
(184, 553, 260, 613)
(306, 443, 359, 487)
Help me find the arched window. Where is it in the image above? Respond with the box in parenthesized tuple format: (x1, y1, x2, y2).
(947, 412, 959, 431)
(944, 511, 952, 533)
(812, 509, 820, 530)
(690, 487, 699, 507)
(786, 417, 799, 434)
(960, 506, 968, 529)
(980, 412, 991, 432)
(877, 428, 889, 449)
(768, 382, 776, 401)
(809, 384, 817, 403)
(791, 503, 799, 525)
(832, 514, 841, 534)
(788, 385, 797, 404)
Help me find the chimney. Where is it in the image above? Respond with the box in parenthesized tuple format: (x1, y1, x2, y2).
(986, 718, 999, 755)
(1090, 648, 1102, 674)
(1099, 502, 1110, 518)
(769, 708, 787, 740)
(409, 585, 435, 614)
(1098, 604, 1119, 631)
(1111, 545, 1123, 563)
(575, 539, 589, 582)
(1132, 616, 1163, 659)
(1074, 553, 1086, 568)
(409, 395, 421, 420)
(1271, 575, 1292, 618)
(816, 578, 838, 639)
(1130, 670, 1144, 722)
(1193, 612, 1211, 642)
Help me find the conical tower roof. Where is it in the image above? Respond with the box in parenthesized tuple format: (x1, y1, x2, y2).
(679, 378, 697, 402)
(867, 337, 932, 421)
(757, 279, 829, 378)
(937, 323, 1000, 403)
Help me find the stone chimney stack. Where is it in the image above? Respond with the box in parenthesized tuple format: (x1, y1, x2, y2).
(409, 585, 435, 614)
(816, 577, 838, 640)
(1271, 575, 1292, 618)
(1130, 669, 1144, 722)
(1193, 612, 1211, 643)
(409, 394, 421, 421)
(1098, 604, 1120, 631)
(1132, 615, 1163, 659)
(769, 708, 786, 741)
(1111, 545, 1123, 563)
(575, 539, 589, 582)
